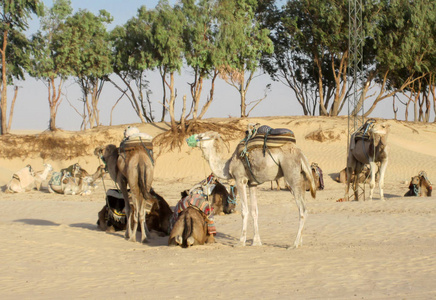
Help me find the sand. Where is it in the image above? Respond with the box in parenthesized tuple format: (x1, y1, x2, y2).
(1, 116, 435, 299)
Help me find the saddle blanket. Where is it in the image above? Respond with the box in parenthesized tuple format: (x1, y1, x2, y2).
(170, 193, 216, 235)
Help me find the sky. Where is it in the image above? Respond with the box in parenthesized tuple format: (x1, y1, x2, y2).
(9, 0, 410, 131)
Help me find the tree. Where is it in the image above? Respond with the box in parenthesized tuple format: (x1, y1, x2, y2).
(361, 0, 436, 119)
(54, 9, 112, 129)
(29, 0, 72, 131)
(110, 5, 159, 124)
(180, 0, 220, 128)
(217, 0, 273, 117)
(0, 0, 44, 134)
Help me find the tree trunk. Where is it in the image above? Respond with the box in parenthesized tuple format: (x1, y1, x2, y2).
(7, 86, 18, 132)
(1, 28, 9, 135)
(167, 72, 177, 133)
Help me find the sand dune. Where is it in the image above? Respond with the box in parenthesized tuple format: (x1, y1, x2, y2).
(1, 116, 435, 299)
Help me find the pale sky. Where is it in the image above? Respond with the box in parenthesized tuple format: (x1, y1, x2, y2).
(10, 0, 404, 131)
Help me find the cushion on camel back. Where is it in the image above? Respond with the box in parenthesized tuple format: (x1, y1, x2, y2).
(119, 133, 153, 152)
(237, 125, 296, 155)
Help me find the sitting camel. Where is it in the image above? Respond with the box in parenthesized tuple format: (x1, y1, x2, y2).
(97, 188, 173, 236)
(345, 119, 390, 201)
(168, 207, 215, 248)
(95, 134, 154, 243)
(189, 124, 316, 248)
(183, 174, 238, 215)
(404, 171, 432, 197)
(6, 164, 53, 193)
(48, 165, 105, 195)
(335, 163, 380, 184)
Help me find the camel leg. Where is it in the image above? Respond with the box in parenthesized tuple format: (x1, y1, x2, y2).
(345, 156, 356, 201)
(249, 185, 262, 246)
(119, 176, 133, 240)
(353, 163, 363, 201)
(138, 206, 147, 243)
(378, 159, 388, 201)
(368, 161, 377, 200)
(292, 191, 307, 249)
(236, 180, 249, 247)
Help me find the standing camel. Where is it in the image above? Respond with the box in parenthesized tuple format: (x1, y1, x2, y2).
(95, 144, 154, 243)
(345, 120, 390, 201)
(190, 130, 316, 248)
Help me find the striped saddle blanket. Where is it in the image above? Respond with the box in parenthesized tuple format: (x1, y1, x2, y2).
(170, 193, 216, 235)
(237, 125, 296, 156)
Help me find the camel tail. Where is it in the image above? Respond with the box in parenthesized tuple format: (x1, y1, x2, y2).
(301, 155, 316, 199)
(182, 211, 194, 245)
(137, 158, 150, 201)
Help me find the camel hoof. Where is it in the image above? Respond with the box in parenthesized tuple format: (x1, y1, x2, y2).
(186, 236, 195, 247)
(141, 238, 149, 244)
(175, 235, 183, 246)
(106, 226, 115, 233)
(251, 240, 262, 247)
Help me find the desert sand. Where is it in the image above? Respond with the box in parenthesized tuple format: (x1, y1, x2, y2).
(0, 116, 435, 299)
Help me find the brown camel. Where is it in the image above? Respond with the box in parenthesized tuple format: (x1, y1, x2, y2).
(335, 163, 380, 184)
(168, 207, 215, 247)
(345, 120, 390, 201)
(190, 126, 316, 249)
(404, 171, 432, 197)
(95, 143, 154, 243)
(183, 174, 238, 215)
(97, 188, 173, 235)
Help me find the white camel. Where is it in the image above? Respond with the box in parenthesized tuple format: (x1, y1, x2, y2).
(48, 165, 105, 195)
(345, 121, 390, 201)
(191, 130, 316, 248)
(6, 164, 53, 193)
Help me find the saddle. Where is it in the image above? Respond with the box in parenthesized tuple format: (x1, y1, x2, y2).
(119, 133, 153, 152)
(350, 119, 376, 149)
(237, 124, 296, 157)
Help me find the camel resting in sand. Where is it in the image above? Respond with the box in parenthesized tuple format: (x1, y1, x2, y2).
(404, 171, 432, 197)
(6, 164, 53, 193)
(48, 165, 105, 195)
(97, 188, 173, 236)
(182, 174, 237, 215)
(345, 120, 390, 201)
(335, 163, 380, 184)
(168, 207, 215, 247)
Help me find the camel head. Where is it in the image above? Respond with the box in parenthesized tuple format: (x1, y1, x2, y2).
(187, 131, 220, 151)
(370, 122, 390, 148)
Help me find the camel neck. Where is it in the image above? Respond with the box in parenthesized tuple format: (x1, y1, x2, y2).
(200, 141, 231, 181)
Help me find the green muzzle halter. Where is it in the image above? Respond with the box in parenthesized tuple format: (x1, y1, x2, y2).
(186, 135, 198, 147)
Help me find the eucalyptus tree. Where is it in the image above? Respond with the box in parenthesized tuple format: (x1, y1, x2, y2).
(265, 0, 358, 117)
(54, 9, 112, 129)
(29, 0, 72, 131)
(110, 6, 157, 124)
(0, 0, 44, 134)
(217, 0, 273, 117)
(180, 0, 220, 127)
(148, 0, 184, 129)
(361, 0, 436, 119)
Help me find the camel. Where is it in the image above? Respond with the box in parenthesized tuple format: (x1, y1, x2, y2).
(6, 164, 53, 193)
(182, 174, 237, 215)
(335, 164, 380, 184)
(168, 207, 215, 247)
(404, 171, 432, 197)
(190, 127, 316, 248)
(48, 165, 105, 195)
(305, 162, 324, 191)
(95, 142, 154, 243)
(345, 120, 390, 201)
(97, 188, 173, 236)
